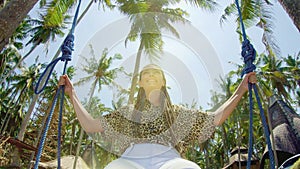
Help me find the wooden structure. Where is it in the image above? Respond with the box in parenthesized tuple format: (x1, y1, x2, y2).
(223, 147, 260, 169)
(0, 136, 37, 152)
(260, 95, 300, 168)
(0, 135, 37, 167)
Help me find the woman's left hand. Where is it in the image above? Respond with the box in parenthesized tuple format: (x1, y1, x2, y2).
(241, 72, 257, 91)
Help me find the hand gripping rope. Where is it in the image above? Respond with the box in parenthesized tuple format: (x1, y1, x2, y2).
(234, 0, 275, 168)
(33, 0, 82, 168)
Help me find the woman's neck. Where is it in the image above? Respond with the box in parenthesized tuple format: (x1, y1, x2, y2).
(146, 89, 161, 106)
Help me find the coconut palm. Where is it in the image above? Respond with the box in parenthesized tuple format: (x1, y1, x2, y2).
(256, 53, 292, 102)
(220, 0, 279, 56)
(0, 0, 77, 84)
(0, 63, 43, 135)
(20, 67, 76, 168)
(114, 0, 189, 104)
(72, 46, 123, 168)
(219, 0, 297, 107)
(0, 17, 30, 84)
(2, 62, 44, 166)
(184, 0, 217, 11)
(282, 53, 300, 106)
(78, 96, 117, 169)
(15, 0, 101, 146)
(0, 0, 39, 51)
(276, 0, 300, 31)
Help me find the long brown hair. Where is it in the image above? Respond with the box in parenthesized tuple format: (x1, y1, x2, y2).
(131, 65, 176, 140)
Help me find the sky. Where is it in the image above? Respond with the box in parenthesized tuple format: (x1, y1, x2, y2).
(28, 0, 300, 110)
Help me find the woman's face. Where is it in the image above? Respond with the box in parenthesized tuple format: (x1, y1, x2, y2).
(139, 68, 165, 91)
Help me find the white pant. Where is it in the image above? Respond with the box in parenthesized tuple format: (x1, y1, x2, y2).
(105, 158, 201, 169)
(104, 143, 200, 169)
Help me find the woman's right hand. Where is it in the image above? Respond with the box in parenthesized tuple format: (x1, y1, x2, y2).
(59, 75, 74, 96)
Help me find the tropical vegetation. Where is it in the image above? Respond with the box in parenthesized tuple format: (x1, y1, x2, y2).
(0, 0, 299, 168)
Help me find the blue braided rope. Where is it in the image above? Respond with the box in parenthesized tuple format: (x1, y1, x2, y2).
(246, 83, 254, 169)
(57, 61, 68, 169)
(57, 85, 65, 169)
(33, 87, 61, 169)
(253, 85, 275, 168)
(34, 0, 82, 168)
(34, 56, 67, 94)
(241, 40, 256, 76)
(70, 0, 81, 34)
(34, 0, 81, 94)
(234, 0, 247, 42)
(234, 0, 275, 168)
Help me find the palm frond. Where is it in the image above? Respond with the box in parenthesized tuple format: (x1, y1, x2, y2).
(184, 0, 218, 11)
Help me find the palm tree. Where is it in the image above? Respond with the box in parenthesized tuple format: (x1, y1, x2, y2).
(256, 53, 292, 102)
(72, 45, 123, 168)
(276, 0, 300, 32)
(220, 0, 279, 56)
(115, 0, 189, 104)
(0, 63, 43, 135)
(0, 44, 22, 86)
(282, 53, 300, 106)
(3, 63, 44, 166)
(184, 0, 217, 11)
(78, 97, 116, 169)
(0, 0, 39, 51)
(23, 67, 76, 167)
(0, 18, 30, 83)
(15, 0, 100, 145)
(218, 51, 300, 168)
(197, 57, 284, 168)
(12, 4, 74, 146)
(0, 0, 76, 85)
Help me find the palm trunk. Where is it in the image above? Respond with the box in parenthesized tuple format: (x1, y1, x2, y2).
(221, 125, 228, 165)
(277, 0, 300, 32)
(0, 0, 39, 52)
(128, 41, 144, 104)
(205, 146, 210, 168)
(17, 94, 39, 141)
(8, 85, 28, 167)
(73, 128, 85, 169)
(0, 112, 11, 134)
(70, 121, 76, 154)
(74, 78, 98, 168)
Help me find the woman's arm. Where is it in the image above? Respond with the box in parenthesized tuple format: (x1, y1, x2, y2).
(212, 72, 257, 126)
(59, 75, 104, 133)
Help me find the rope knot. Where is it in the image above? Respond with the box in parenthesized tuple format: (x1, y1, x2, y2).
(60, 34, 74, 61)
(241, 39, 256, 76)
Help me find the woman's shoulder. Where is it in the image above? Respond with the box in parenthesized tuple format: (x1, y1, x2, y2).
(103, 104, 135, 120)
(172, 104, 207, 114)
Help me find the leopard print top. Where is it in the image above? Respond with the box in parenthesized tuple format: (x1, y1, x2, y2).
(92, 102, 215, 157)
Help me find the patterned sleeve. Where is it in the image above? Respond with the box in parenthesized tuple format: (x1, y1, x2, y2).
(172, 105, 215, 143)
(191, 109, 215, 143)
(90, 105, 135, 155)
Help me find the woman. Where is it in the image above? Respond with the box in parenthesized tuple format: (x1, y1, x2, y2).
(59, 64, 256, 169)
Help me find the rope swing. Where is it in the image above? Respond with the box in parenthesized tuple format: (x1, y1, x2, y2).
(33, 0, 82, 168)
(31, 0, 276, 168)
(234, 0, 275, 168)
